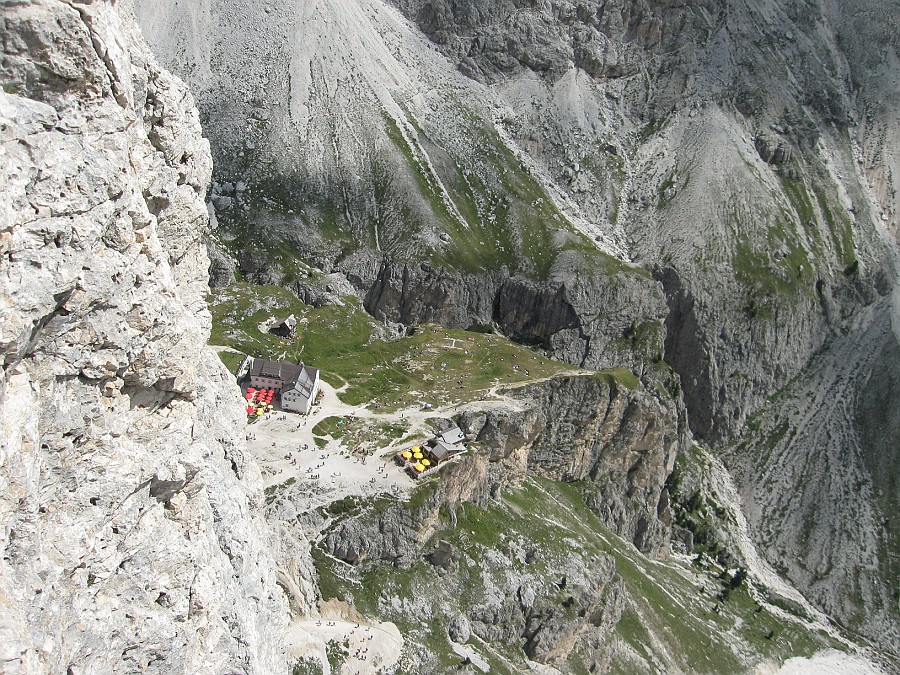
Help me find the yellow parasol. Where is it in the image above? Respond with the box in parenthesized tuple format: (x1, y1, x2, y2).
(402, 451, 413, 459)
(412, 446, 421, 452)
(413, 452, 423, 460)
(414, 463, 425, 472)
(421, 459, 431, 467)
(256, 410, 263, 416)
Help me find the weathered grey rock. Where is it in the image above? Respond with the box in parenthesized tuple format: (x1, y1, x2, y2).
(325, 501, 428, 566)
(448, 614, 471, 644)
(212, 194, 234, 210)
(468, 595, 527, 643)
(390, 0, 679, 88)
(237, 249, 284, 285)
(292, 272, 358, 307)
(430, 539, 459, 569)
(460, 374, 685, 555)
(206, 236, 238, 287)
(755, 134, 794, 165)
(0, 2, 292, 672)
(365, 254, 668, 373)
(671, 525, 694, 555)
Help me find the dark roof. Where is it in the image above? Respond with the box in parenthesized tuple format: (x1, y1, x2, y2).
(269, 315, 297, 333)
(249, 359, 305, 387)
(429, 441, 456, 461)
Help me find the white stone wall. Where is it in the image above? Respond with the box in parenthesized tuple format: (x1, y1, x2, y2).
(0, 2, 298, 672)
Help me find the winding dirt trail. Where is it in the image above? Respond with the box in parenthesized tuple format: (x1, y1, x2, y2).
(246, 369, 585, 511)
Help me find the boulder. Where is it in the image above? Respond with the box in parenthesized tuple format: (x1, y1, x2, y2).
(755, 134, 794, 165)
(448, 614, 471, 644)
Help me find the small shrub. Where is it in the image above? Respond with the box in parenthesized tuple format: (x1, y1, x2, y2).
(292, 656, 323, 675)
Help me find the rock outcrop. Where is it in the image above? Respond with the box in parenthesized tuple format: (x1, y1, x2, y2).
(0, 2, 290, 672)
(459, 374, 685, 555)
(365, 255, 668, 373)
(754, 134, 794, 165)
(324, 459, 629, 669)
(390, 0, 707, 93)
(325, 372, 683, 567)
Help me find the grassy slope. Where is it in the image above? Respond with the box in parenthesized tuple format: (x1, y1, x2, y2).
(727, 169, 863, 317)
(385, 112, 601, 279)
(313, 477, 840, 674)
(208, 283, 639, 411)
(214, 105, 647, 287)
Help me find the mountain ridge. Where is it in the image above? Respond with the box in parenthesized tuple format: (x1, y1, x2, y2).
(0, 0, 897, 671)
(133, 0, 900, 663)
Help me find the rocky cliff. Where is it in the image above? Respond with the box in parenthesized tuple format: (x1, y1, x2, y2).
(325, 372, 682, 564)
(461, 373, 685, 555)
(319, 374, 679, 668)
(365, 255, 668, 373)
(0, 2, 291, 672)
(322, 472, 629, 670)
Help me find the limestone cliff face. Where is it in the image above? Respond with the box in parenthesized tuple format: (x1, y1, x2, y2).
(460, 374, 684, 556)
(0, 2, 289, 673)
(365, 255, 668, 372)
(325, 373, 682, 566)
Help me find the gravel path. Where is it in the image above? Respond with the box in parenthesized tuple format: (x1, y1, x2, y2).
(285, 615, 404, 675)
